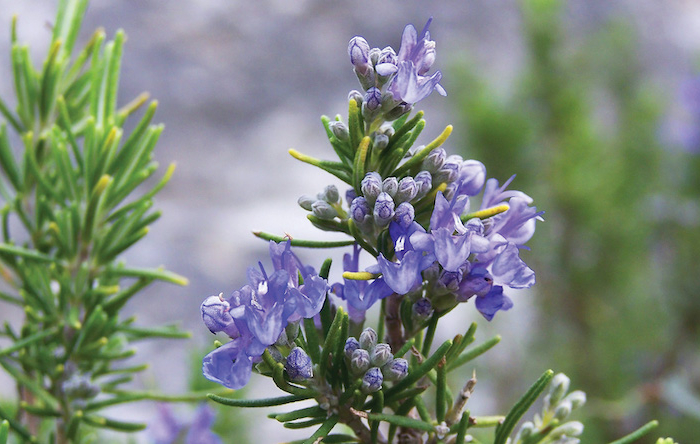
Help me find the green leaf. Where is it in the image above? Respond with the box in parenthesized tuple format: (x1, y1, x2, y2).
(0, 243, 53, 262)
(0, 420, 9, 444)
(360, 410, 435, 432)
(446, 335, 501, 372)
(607, 420, 659, 444)
(0, 327, 57, 357)
(82, 415, 146, 432)
(494, 369, 555, 444)
(0, 124, 23, 190)
(106, 266, 188, 286)
(53, 0, 90, 56)
(207, 393, 313, 407)
(253, 231, 354, 248)
(302, 415, 339, 444)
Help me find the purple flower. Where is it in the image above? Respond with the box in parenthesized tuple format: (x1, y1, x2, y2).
(150, 403, 222, 444)
(184, 404, 223, 444)
(334, 244, 393, 315)
(475, 286, 513, 321)
(200, 241, 328, 389)
(371, 250, 433, 295)
(388, 61, 444, 106)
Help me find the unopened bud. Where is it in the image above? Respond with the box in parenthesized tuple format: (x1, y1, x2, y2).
(361, 367, 384, 393)
(359, 327, 378, 350)
(318, 185, 339, 204)
(394, 202, 415, 229)
(364, 87, 382, 111)
(370, 343, 393, 367)
(329, 121, 349, 141)
(414, 171, 433, 199)
(549, 373, 571, 406)
(395, 177, 418, 203)
(382, 358, 408, 381)
(344, 337, 360, 359)
(564, 390, 587, 410)
(422, 148, 446, 173)
(350, 349, 371, 375)
(348, 90, 364, 107)
(373, 133, 389, 151)
(311, 200, 338, 219)
(554, 399, 572, 421)
(514, 421, 535, 441)
(412, 298, 433, 321)
(361, 172, 382, 203)
(297, 195, 316, 211)
(382, 177, 398, 197)
(285, 347, 313, 382)
(350, 197, 371, 224)
(549, 421, 584, 439)
(373, 192, 395, 227)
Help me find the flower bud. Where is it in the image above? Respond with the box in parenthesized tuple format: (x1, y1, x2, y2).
(383, 102, 412, 121)
(361, 172, 382, 203)
(514, 421, 535, 441)
(373, 192, 395, 227)
(311, 200, 338, 219)
(318, 184, 339, 204)
(348, 90, 364, 107)
(62, 373, 100, 400)
(201, 294, 234, 334)
(359, 327, 378, 350)
(370, 343, 393, 367)
(373, 133, 389, 151)
(368, 47, 381, 66)
(329, 121, 349, 141)
(361, 367, 384, 393)
(548, 421, 584, 439)
(344, 337, 360, 359)
(414, 171, 433, 199)
(382, 177, 398, 197)
(297, 194, 316, 211)
(348, 36, 371, 74)
(364, 87, 382, 111)
(564, 390, 587, 410)
(350, 348, 371, 375)
(554, 399, 572, 421)
(434, 161, 459, 184)
(548, 373, 571, 406)
(346, 188, 357, 203)
(350, 197, 371, 224)
(395, 177, 418, 203)
(422, 148, 446, 173)
(394, 202, 415, 229)
(382, 358, 408, 381)
(285, 347, 313, 382)
(412, 297, 433, 321)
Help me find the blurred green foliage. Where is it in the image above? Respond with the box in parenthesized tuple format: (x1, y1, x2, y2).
(450, 0, 700, 442)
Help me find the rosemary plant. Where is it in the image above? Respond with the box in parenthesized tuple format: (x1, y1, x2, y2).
(0, 0, 189, 442)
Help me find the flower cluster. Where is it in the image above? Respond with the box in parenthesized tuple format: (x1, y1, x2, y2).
(200, 241, 328, 389)
(344, 328, 408, 393)
(348, 18, 446, 122)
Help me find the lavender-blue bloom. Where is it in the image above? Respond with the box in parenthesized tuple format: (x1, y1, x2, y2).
(184, 404, 223, 444)
(334, 244, 393, 314)
(372, 250, 433, 295)
(201, 241, 328, 389)
(475, 285, 513, 321)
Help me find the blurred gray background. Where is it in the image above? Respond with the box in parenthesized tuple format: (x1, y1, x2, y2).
(1, 0, 699, 442)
